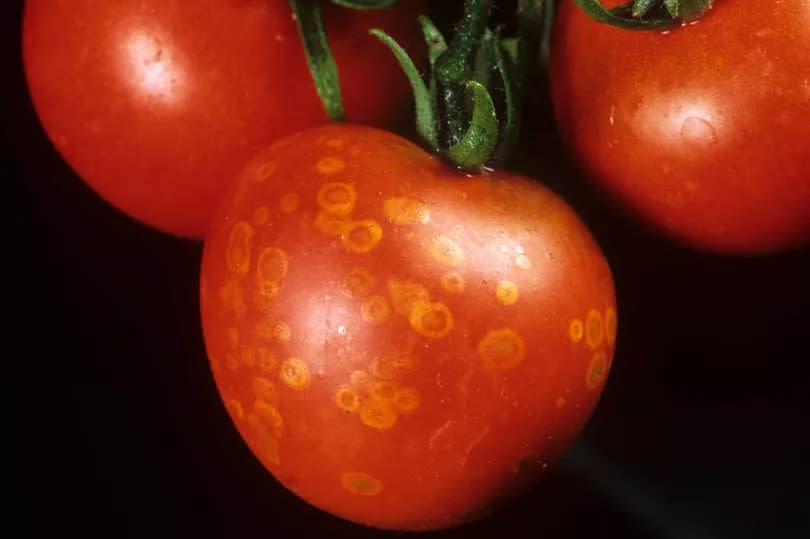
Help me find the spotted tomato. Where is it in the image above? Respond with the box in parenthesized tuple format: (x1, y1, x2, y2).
(199, 124, 617, 529)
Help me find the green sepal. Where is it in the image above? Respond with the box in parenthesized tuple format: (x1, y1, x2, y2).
(370, 29, 440, 151)
(446, 81, 499, 170)
(290, 0, 345, 121)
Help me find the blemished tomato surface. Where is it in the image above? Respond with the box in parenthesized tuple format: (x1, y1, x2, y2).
(23, 0, 425, 238)
(550, 0, 810, 254)
(199, 124, 617, 530)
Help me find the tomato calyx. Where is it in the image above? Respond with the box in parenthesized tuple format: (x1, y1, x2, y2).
(370, 0, 552, 172)
(572, 0, 714, 30)
(290, 0, 405, 122)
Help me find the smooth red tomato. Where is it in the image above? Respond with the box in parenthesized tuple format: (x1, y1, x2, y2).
(550, 0, 810, 254)
(23, 0, 425, 238)
(199, 124, 617, 530)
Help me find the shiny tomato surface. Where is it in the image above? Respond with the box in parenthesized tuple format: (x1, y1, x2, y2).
(550, 0, 810, 254)
(199, 124, 617, 530)
(23, 0, 424, 238)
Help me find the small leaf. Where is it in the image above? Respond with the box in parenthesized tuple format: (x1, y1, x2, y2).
(417, 15, 447, 66)
(631, 0, 658, 17)
(539, 0, 555, 68)
(679, 0, 714, 21)
(663, 0, 679, 18)
(290, 0, 345, 121)
(499, 38, 519, 66)
(370, 29, 439, 151)
(330, 0, 399, 9)
(572, 0, 678, 30)
(486, 29, 520, 163)
(446, 81, 499, 170)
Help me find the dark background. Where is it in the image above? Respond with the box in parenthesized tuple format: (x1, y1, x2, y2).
(8, 2, 809, 538)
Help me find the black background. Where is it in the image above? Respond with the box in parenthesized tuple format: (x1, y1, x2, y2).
(8, 2, 809, 538)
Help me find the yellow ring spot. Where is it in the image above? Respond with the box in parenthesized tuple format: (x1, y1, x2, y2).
(515, 254, 532, 270)
(359, 398, 398, 430)
(280, 193, 300, 214)
(370, 381, 398, 402)
(219, 278, 245, 313)
(431, 235, 464, 266)
(586, 351, 609, 390)
(254, 399, 284, 433)
(240, 346, 256, 368)
(253, 206, 269, 227)
(387, 279, 429, 316)
(496, 280, 519, 305)
(341, 472, 383, 496)
(279, 358, 311, 390)
(350, 370, 372, 391)
(225, 352, 240, 371)
(255, 161, 277, 182)
(335, 386, 360, 413)
(314, 210, 349, 236)
(324, 137, 345, 149)
(392, 387, 420, 413)
(226, 221, 254, 275)
(383, 197, 430, 225)
(585, 309, 604, 349)
(341, 267, 375, 298)
(253, 377, 279, 405)
(361, 295, 391, 324)
(257, 348, 276, 375)
(256, 247, 288, 283)
(369, 354, 401, 380)
(273, 322, 291, 342)
(317, 182, 356, 217)
(441, 272, 466, 294)
(409, 300, 454, 339)
(569, 319, 584, 343)
(605, 307, 618, 346)
(316, 156, 346, 175)
(341, 220, 383, 253)
(254, 280, 279, 312)
(228, 399, 245, 420)
(477, 328, 526, 370)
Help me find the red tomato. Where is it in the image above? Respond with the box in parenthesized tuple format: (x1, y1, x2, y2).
(199, 124, 617, 530)
(550, 0, 810, 254)
(23, 0, 425, 238)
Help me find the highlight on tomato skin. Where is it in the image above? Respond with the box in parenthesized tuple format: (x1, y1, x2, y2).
(550, 0, 810, 254)
(22, 0, 426, 239)
(199, 124, 618, 530)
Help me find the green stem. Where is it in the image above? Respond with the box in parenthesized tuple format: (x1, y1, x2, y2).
(434, 0, 492, 146)
(290, 0, 345, 121)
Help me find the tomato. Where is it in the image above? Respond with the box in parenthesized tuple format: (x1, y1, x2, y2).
(199, 124, 617, 530)
(550, 0, 810, 254)
(23, 0, 425, 238)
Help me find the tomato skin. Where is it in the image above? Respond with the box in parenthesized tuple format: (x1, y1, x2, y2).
(23, 0, 425, 238)
(550, 0, 810, 254)
(199, 124, 617, 530)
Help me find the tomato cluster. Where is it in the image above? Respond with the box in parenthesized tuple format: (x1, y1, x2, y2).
(21, 0, 808, 532)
